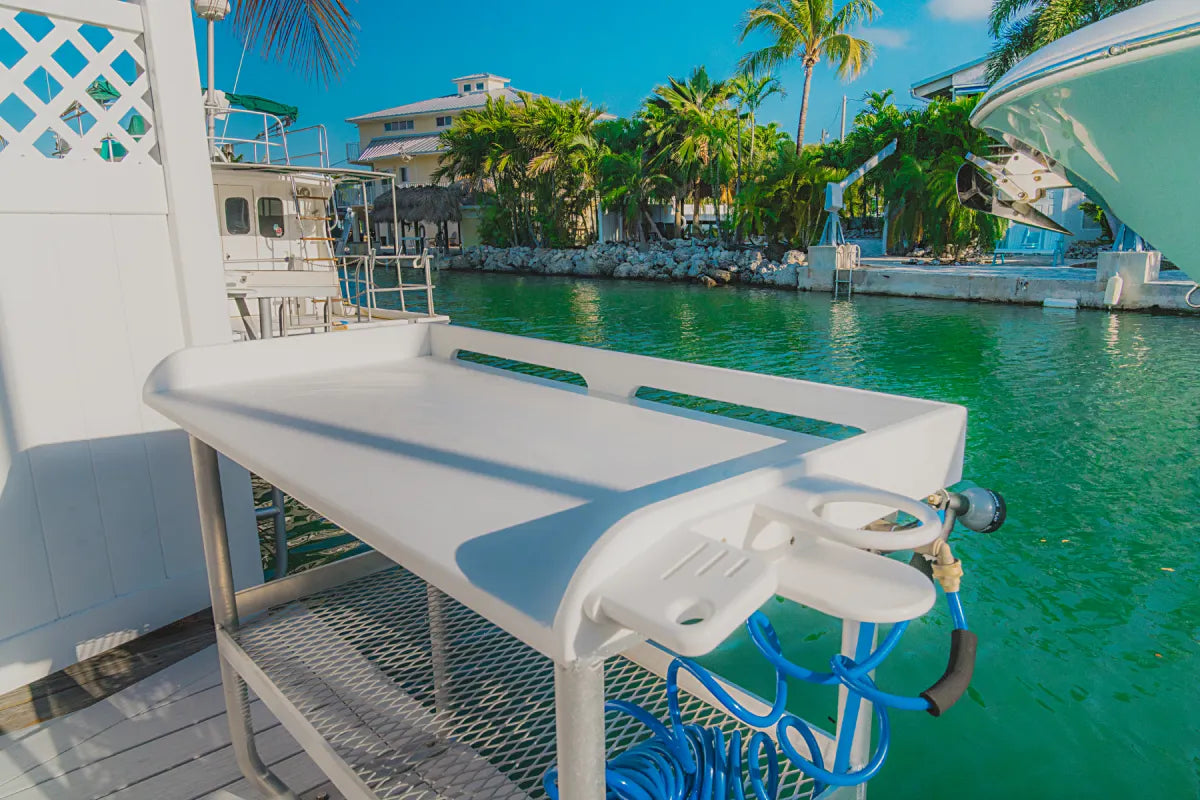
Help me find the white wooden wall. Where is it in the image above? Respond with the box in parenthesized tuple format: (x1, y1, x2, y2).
(0, 0, 261, 693)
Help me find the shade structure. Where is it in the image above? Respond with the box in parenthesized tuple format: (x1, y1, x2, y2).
(372, 185, 465, 223)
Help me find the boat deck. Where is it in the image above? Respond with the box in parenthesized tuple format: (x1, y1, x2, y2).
(0, 647, 339, 800)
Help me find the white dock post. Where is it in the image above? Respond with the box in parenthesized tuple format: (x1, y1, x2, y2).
(554, 659, 608, 800)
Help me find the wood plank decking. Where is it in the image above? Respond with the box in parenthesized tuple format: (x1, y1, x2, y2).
(0, 647, 340, 800)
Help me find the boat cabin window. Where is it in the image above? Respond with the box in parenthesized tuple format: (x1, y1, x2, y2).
(257, 197, 286, 238)
(224, 197, 250, 235)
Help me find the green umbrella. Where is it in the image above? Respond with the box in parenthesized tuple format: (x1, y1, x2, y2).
(224, 92, 299, 126)
(86, 79, 120, 104)
(99, 139, 125, 160)
(98, 115, 147, 160)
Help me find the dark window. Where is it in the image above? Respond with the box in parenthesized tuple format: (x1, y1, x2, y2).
(384, 119, 414, 132)
(258, 197, 285, 238)
(224, 197, 250, 235)
(462, 83, 471, 92)
(475, 82, 484, 90)
(436, 115, 452, 127)
(398, 167, 409, 182)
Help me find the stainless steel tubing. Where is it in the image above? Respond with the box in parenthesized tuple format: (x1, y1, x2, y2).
(189, 437, 297, 799)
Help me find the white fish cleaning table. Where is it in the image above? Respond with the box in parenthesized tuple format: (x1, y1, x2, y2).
(145, 321, 967, 800)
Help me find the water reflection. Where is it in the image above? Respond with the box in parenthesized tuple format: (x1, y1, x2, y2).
(827, 299, 863, 373)
(567, 282, 604, 344)
(1104, 311, 1121, 356)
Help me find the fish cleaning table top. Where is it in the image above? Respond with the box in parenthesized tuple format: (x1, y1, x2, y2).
(146, 321, 966, 663)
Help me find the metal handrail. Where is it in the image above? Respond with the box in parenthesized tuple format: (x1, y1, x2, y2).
(337, 249, 436, 318)
(284, 124, 330, 168)
(208, 108, 292, 165)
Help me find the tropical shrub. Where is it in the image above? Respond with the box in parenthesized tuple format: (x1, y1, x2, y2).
(815, 94, 1003, 255)
(435, 94, 601, 247)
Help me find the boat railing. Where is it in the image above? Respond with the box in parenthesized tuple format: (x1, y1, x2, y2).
(339, 250, 436, 321)
(277, 124, 330, 169)
(209, 107, 290, 164)
(208, 109, 331, 169)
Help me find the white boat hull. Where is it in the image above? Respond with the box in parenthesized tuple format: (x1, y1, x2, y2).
(973, 0, 1200, 284)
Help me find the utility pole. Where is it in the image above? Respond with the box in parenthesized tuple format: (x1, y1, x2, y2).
(841, 94, 848, 140)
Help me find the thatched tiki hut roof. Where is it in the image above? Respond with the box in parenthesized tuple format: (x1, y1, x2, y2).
(372, 185, 464, 223)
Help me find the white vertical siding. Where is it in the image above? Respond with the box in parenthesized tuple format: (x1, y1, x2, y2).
(0, 0, 261, 693)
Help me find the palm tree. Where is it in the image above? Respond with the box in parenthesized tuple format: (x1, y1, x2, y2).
(230, 0, 359, 84)
(986, 0, 1150, 83)
(861, 88, 893, 117)
(730, 72, 784, 166)
(599, 148, 673, 242)
(739, 0, 879, 153)
(750, 145, 842, 245)
(521, 95, 602, 245)
(646, 67, 733, 236)
(435, 96, 527, 244)
(435, 94, 602, 247)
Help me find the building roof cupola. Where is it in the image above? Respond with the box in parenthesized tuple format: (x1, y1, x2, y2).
(452, 73, 511, 97)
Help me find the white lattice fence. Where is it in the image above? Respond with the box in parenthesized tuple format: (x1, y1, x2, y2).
(0, 0, 157, 163)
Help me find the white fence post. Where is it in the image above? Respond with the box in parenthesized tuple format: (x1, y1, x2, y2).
(139, 0, 231, 348)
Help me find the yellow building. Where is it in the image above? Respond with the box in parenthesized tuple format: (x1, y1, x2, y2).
(347, 73, 617, 246)
(347, 73, 535, 246)
(347, 73, 524, 185)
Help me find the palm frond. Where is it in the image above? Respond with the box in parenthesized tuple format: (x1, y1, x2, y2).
(830, 0, 880, 32)
(230, 0, 358, 85)
(823, 33, 875, 80)
(986, 13, 1040, 83)
(739, 1, 804, 42)
(988, 0, 1038, 37)
(738, 43, 794, 77)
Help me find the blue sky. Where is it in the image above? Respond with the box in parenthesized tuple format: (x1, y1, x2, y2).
(193, 0, 995, 166)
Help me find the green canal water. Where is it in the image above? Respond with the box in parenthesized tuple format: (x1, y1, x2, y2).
(282, 271, 1200, 798)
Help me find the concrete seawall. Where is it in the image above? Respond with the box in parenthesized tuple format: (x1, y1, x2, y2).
(440, 243, 1199, 314)
(801, 250, 1196, 311)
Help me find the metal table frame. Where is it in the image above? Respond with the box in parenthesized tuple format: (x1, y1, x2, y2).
(159, 322, 966, 800)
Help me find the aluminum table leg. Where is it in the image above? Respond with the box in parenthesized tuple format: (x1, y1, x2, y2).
(190, 436, 297, 800)
(553, 659, 607, 800)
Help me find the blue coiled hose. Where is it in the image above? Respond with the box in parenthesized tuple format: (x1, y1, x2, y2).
(545, 591, 970, 800)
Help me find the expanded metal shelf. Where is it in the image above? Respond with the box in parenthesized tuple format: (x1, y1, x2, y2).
(228, 566, 816, 800)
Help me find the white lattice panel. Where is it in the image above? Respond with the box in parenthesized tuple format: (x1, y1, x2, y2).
(0, 1, 158, 163)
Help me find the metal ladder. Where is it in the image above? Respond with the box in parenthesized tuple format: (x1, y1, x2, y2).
(833, 243, 861, 300)
(288, 176, 339, 333)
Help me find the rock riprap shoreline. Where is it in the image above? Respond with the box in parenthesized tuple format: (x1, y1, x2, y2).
(441, 241, 806, 289)
(434, 240, 1196, 312)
